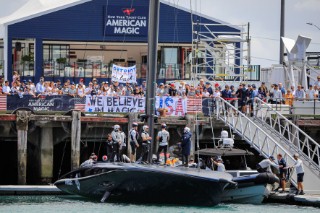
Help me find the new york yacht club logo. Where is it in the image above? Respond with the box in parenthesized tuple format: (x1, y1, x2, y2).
(122, 8, 135, 16)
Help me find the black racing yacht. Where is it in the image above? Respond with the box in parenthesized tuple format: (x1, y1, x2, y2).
(54, 162, 236, 206)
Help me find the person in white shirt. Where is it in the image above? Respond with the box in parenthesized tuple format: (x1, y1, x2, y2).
(156, 123, 170, 164)
(36, 77, 45, 94)
(306, 85, 316, 100)
(256, 156, 279, 173)
(288, 153, 305, 195)
(212, 157, 225, 172)
(85, 82, 94, 95)
(2, 81, 11, 95)
(212, 88, 221, 98)
(272, 85, 283, 104)
(295, 85, 305, 100)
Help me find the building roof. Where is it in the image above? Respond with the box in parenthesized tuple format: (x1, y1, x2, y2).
(0, 0, 91, 38)
(0, 0, 240, 39)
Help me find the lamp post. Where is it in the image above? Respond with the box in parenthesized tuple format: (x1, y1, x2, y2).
(306, 22, 320, 31)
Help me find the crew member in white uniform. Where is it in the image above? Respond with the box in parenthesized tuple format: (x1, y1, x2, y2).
(256, 156, 279, 173)
(156, 123, 170, 164)
(288, 153, 305, 195)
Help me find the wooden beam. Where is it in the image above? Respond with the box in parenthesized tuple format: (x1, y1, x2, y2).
(296, 120, 320, 126)
(80, 117, 128, 123)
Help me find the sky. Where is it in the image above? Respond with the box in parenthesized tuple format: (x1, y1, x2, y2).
(163, 0, 320, 68)
(1, 0, 319, 68)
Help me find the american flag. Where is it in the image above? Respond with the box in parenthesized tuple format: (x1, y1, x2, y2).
(187, 98, 202, 113)
(0, 95, 7, 111)
(74, 97, 86, 112)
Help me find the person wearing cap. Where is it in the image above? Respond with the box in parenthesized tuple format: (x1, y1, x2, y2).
(211, 157, 225, 172)
(256, 156, 279, 173)
(80, 153, 97, 168)
(205, 82, 213, 96)
(246, 85, 254, 116)
(139, 125, 152, 164)
(129, 122, 139, 157)
(156, 123, 170, 164)
(156, 83, 166, 96)
(168, 83, 177, 96)
(288, 153, 305, 195)
(111, 125, 122, 162)
(276, 153, 287, 193)
(180, 126, 192, 167)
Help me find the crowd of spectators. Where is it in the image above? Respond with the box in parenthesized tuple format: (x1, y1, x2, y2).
(1, 72, 320, 108)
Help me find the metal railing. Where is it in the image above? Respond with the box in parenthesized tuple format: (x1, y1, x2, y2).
(253, 98, 320, 172)
(214, 97, 299, 186)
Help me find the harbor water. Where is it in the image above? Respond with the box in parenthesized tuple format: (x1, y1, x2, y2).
(0, 195, 318, 213)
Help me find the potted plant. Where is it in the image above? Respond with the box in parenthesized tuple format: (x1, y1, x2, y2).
(21, 54, 34, 74)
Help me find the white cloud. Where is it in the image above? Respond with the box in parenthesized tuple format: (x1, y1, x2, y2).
(293, 0, 320, 11)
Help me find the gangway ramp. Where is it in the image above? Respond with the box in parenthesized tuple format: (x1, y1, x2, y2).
(215, 97, 320, 195)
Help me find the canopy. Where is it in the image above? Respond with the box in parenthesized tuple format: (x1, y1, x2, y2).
(197, 148, 254, 157)
(0, 0, 91, 38)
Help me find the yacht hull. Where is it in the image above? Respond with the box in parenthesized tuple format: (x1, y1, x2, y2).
(55, 163, 235, 206)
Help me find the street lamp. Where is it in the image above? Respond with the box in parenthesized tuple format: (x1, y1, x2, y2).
(306, 22, 320, 31)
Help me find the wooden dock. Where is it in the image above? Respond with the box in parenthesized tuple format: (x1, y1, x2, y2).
(265, 191, 320, 207)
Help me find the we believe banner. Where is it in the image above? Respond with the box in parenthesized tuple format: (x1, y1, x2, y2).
(111, 64, 137, 83)
(85, 95, 187, 115)
(85, 95, 145, 113)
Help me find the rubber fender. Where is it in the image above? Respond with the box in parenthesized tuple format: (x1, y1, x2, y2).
(254, 172, 280, 184)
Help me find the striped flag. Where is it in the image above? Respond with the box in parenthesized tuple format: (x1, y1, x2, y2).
(74, 97, 86, 112)
(0, 95, 7, 111)
(187, 98, 202, 113)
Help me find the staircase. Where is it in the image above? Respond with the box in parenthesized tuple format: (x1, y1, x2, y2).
(214, 97, 320, 194)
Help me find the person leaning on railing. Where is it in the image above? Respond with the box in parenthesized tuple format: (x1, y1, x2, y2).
(306, 85, 317, 100)
(295, 85, 305, 100)
(284, 89, 294, 108)
(272, 84, 282, 104)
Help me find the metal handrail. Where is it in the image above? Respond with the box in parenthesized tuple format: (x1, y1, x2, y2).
(214, 97, 300, 186)
(253, 98, 320, 172)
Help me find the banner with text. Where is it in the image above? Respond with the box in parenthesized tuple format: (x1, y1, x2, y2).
(155, 96, 187, 116)
(111, 64, 137, 83)
(104, 6, 148, 36)
(85, 95, 145, 113)
(6, 95, 85, 112)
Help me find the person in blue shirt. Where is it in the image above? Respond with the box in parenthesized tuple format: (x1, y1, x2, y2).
(277, 153, 287, 192)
